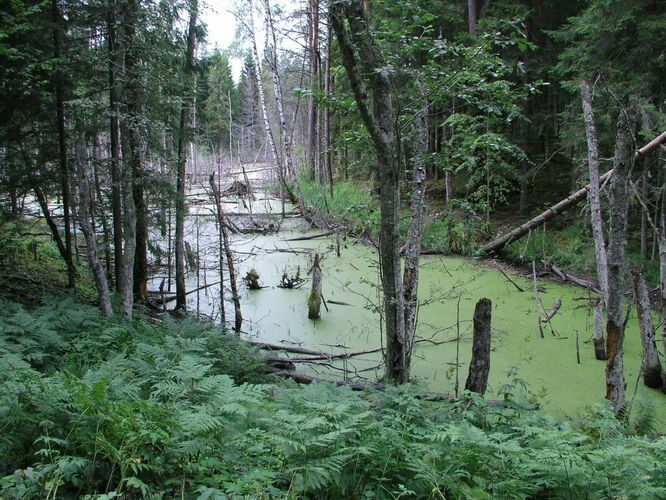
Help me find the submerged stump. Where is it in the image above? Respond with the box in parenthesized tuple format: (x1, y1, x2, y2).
(465, 298, 492, 395)
(308, 254, 322, 319)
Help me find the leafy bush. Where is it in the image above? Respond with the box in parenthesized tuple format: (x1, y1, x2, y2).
(1, 298, 665, 498)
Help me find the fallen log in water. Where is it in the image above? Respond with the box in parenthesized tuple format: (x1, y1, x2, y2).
(283, 230, 335, 242)
(551, 265, 601, 294)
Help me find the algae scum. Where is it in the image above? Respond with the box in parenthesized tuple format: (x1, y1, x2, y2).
(151, 186, 666, 427)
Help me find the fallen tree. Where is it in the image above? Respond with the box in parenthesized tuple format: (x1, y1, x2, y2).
(482, 170, 614, 255)
(482, 130, 666, 256)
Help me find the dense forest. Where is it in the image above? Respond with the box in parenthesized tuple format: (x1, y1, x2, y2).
(1, 0, 666, 497)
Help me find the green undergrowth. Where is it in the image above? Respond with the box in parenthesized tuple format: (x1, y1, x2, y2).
(0, 217, 97, 304)
(300, 180, 488, 255)
(502, 219, 661, 285)
(2, 298, 666, 498)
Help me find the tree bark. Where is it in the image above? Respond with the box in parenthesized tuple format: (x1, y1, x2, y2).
(465, 298, 492, 395)
(605, 106, 636, 415)
(51, 0, 76, 289)
(630, 267, 662, 388)
(468, 0, 478, 37)
(262, 0, 296, 181)
(580, 79, 608, 360)
(402, 98, 428, 366)
(247, 0, 297, 206)
(175, 0, 198, 312)
(331, 1, 408, 383)
(107, 0, 123, 291)
(308, 253, 322, 320)
(307, 0, 320, 181)
(210, 173, 242, 332)
(75, 133, 113, 317)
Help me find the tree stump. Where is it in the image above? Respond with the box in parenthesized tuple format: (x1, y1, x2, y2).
(308, 254, 322, 319)
(465, 298, 492, 395)
(244, 269, 261, 289)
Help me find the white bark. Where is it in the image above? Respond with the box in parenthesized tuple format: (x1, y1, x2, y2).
(580, 79, 608, 360)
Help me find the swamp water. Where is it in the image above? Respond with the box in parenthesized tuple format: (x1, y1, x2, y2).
(150, 185, 666, 428)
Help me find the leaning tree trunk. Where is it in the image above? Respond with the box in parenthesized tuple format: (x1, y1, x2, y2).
(482, 169, 614, 255)
(331, 1, 408, 383)
(465, 298, 492, 395)
(630, 267, 662, 388)
(580, 79, 608, 360)
(175, 0, 198, 312)
(210, 173, 242, 333)
(75, 133, 113, 317)
(604, 106, 636, 415)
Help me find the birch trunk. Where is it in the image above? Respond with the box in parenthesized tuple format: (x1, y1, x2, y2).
(331, 1, 407, 383)
(262, 0, 296, 180)
(75, 133, 113, 317)
(248, 0, 296, 205)
(580, 79, 608, 360)
(307, 0, 320, 181)
(175, 0, 198, 312)
(605, 107, 636, 415)
(630, 267, 662, 388)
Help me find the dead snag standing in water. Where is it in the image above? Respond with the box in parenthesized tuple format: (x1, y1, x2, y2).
(630, 267, 662, 388)
(308, 254, 323, 319)
(465, 298, 492, 395)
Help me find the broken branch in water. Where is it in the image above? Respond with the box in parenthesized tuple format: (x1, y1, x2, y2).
(542, 298, 562, 323)
(283, 230, 335, 241)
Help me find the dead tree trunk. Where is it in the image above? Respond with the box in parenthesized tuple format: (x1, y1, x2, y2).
(604, 106, 636, 415)
(467, 0, 477, 37)
(580, 79, 608, 360)
(308, 253, 323, 319)
(75, 133, 113, 317)
(331, 0, 408, 384)
(630, 267, 662, 388)
(403, 98, 428, 364)
(465, 298, 492, 395)
(482, 170, 614, 255)
(210, 173, 242, 332)
(175, 0, 198, 312)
